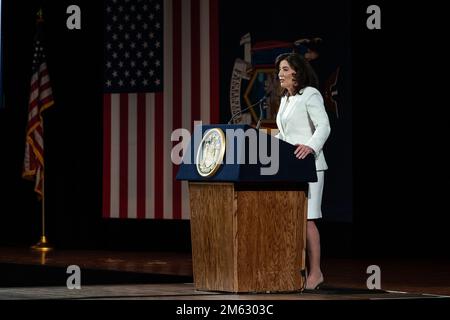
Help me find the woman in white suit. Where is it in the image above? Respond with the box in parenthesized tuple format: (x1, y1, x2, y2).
(275, 52, 331, 290)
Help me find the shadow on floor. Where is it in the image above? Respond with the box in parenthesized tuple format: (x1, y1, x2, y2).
(302, 285, 387, 295)
(0, 263, 193, 287)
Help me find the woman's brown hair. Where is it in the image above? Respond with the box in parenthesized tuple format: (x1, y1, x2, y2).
(275, 52, 319, 96)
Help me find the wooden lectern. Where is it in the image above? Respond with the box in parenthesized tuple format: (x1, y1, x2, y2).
(176, 124, 317, 293)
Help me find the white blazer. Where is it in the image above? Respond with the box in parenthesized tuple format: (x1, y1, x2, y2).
(275, 86, 331, 171)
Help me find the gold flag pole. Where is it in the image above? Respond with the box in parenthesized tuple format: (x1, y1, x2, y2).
(31, 174, 52, 252)
(29, 8, 53, 253)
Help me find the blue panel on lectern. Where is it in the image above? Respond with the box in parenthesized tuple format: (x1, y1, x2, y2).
(176, 124, 317, 183)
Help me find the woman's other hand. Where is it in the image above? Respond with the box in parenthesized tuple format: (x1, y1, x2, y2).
(294, 144, 314, 159)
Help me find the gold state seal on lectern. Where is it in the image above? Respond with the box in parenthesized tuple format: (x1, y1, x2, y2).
(196, 128, 226, 177)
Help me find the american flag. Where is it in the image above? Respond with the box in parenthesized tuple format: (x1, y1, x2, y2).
(22, 15, 55, 198)
(103, 0, 219, 219)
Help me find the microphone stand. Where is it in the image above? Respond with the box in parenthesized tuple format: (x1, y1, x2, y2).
(255, 99, 264, 130)
(228, 93, 269, 125)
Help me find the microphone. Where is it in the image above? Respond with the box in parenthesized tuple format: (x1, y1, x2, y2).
(255, 97, 267, 130)
(228, 91, 271, 125)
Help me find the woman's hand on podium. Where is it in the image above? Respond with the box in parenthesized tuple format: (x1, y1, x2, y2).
(294, 144, 314, 159)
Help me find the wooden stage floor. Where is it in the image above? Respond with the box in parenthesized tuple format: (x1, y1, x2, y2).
(0, 246, 449, 300)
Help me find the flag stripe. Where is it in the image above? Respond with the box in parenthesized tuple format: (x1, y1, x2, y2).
(102, 94, 111, 218)
(181, 0, 192, 219)
(137, 93, 146, 219)
(154, 92, 164, 219)
(29, 88, 40, 103)
(40, 74, 50, 85)
(172, 0, 182, 219)
(163, 0, 173, 219)
(110, 94, 120, 218)
(127, 94, 137, 219)
(28, 103, 39, 120)
(210, 0, 219, 124)
(145, 93, 155, 219)
(200, 0, 210, 124)
(119, 94, 129, 218)
(191, 0, 200, 126)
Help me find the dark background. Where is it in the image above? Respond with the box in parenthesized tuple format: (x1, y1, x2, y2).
(218, 0, 353, 224)
(0, 0, 448, 258)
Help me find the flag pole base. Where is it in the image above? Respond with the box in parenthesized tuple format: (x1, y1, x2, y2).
(31, 236, 53, 252)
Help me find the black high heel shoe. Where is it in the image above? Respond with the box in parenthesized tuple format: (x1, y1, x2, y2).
(303, 276, 324, 291)
(309, 280, 324, 290)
